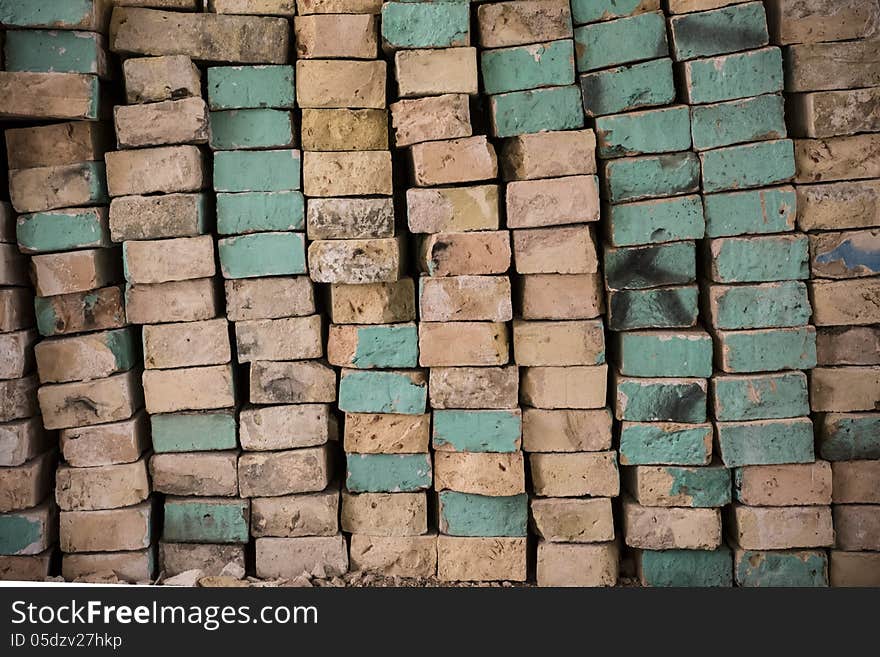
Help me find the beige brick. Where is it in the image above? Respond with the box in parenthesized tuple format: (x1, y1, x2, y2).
(249, 361, 337, 405)
(309, 238, 403, 284)
(62, 549, 154, 584)
(418, 231, 511, 277)
(30, 249, 119, 297)
(523, 408, 613, 452)
(521, 365, 608, 409)
(0, 450, 54, 513)
(143, 364, 235, 414)
(123, 236, 214, 285)
(225, 276, 314, 321)
(150, 452, 238, 496)
(0, 417, 52, 468)
(234, 315, 322, 363)
(536, 541, 618, 587)
(343, 413, 429, 454)
(329, 279, 415, 324)
(419, 276, 512, 322)
(513, 226, 599, 275)
(530, 451, 619, 497)
(810, 278, 880, 327)
(239, 445, 332, 497)
(406, 185, 499, 234)
(56, 459, 150, 512)
(349, 533, 437, 578)
(60, 413, 149, 468)
(530, 497, 615, 543)
(0, 72, 103, 122)
(142, 319, 230, 370)
(5, 121, 111, 170)
(60, 501, 152, 553)
(159, 542, 245, 577)
(39, 370, 142, 431)
(736, 462, 832, 506)
(0, 375, 39, 423)
(507, 175, 600, 228)
(513, 319, 605, 366)
(795, 135, 880, 184)
(341, 490, 427, 536)
(35, 329, 132, 385)
(251, 490, 339, 538)
(123, 55, 201, 105)
(429, 366, 518, 410)
(391, 94, 471, 148)
(0, 329, 37, 381)
(294, 14, 377, 59)
(0, 288, 34, 333)
(788, 88, 880, 140)
(419, 322, 509, 367)
(476, 0, 573, 48)
(114, 98, 208, 148)
(410, 136, 497, 187)
(300, 109, 387, 152)
(437, 536, 526, 582)
(501, 129, 597, 181)
(667, 0, 752, 13)
(833, 460, 880, 504)
(297, 0, 382, 14)
(307, 197, 394, 240)
(255, 535, 348, 578)
(817, 326, 880, 366)
(729, 504, 834, 550)
(517, 273, 604, 320)
(766, 0, 878, 45)
(125, 278, 219, 325)
(303, 151, 392, 197)
(240, 404, 335, 451)
(106, 145, 205, 197)
(9, 163, 106, 214)
(830, 550, 880, 587)
(0, 550, 54, 581)
(110, 193, 207, 241)
(624, 497, 721, 549)
(784, 39, 880, 93)
(810, 366, 879, 412)
(394, 47, 478, 98)
(434, 451, 525, 496)
(296, 59, 386, 109)
(209, 0, 295, 15)
(797, 180, 880, 232)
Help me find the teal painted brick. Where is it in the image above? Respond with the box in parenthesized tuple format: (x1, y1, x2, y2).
(709, 281, 811, 330)
(716, 417, 815, 467)
(438, 491, 528, 537)
(0, 0, 100, 29)
(489, 85, 585, 138)
(595, 105, 691, 158)
(213, 150, 301, 193)
(614, 375, 707, 423)
(628, 464, 731, 507)
(338, 370, 427, 415)
(616, 329, 713, 378)
(607, 195, 705, 247)
(206, 65, 295, 110)
(701, 139, 795, 193)
(216, 192, 304, 235)
(432, 410, 522, 453)
(682, 47, 783, 104)
(218, 232, 306, 279)
(151, 411, 238, 453)
(703, 186, 796, 237)
(691, 94, 786, 151)
(481, 39, 575, 95)
(381, 2, 469, 49)
(669, 2, 768, 61)
(639, 547, 733, 587)
(17, 207, 110, 253)
(618, 422, 713, 466)
(0, 511, 48, 555)
(604, 241, 695, 290)
(580, 58, 675, 117)
(716, 327, 817, 373)
(708, 234, 808, 283)
(345, 324, 419, 369)
(608, 285, 699, 330)
(163, 498, 250, 544)
(103, 327, 138, 372)
(819, 412, 880, 461)
(345, 453, 432, 493)
(712, 372, 809, 421)
(571, 0, 658, 26)
(602, 152, 700, 203)
(5, 29, 105, 76)
(209, 109, 294, 151)
(574, 11, 668, 72)
(734, 549, 828, 587)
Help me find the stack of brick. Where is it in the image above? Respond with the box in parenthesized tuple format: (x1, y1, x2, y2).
(769, 0, 880, 587)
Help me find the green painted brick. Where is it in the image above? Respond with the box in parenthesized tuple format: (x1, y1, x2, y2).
(709, 281, 811, 330)
(595, 105, 691, 159)
(381, 2, 469, 49)
(607, 195, 705, 247)
(716, 417, 815, 467)
(712, 372, 809, 422)
(349, 324, 419, 369)
(604, 241, 695, 290)
(691, 94, 786, 151)
(615, 375, 707, 423)
(207, 65, 295, 110)
(218, 232, 306, 279)
(432, 410, 522, 453)
(602, 152, 700, 203)
(5, 29, 105, 76)
(639, 547, 733, 587)
(16, 208, 110, 253)
(574, 11, 668, 72)
(0, 512, 45, 555)
(338, 370, 427, 415)
(580, 58, 675, 117)
(819, 413, 880, 461)
(481, 39, 574, 95)
(616, 329, 713, 378)
(213, 149, 301, 193)
(609, 285, 699, 330)
(438, 491, 528, 537)
(717, 327, 817, 373)
(632, 464, 732, 507)
(209, 109, 294, 151)
(345, 453, 432, 493)
(619, 422, 713, 466)
(709, 234, 808, 283)
(571, 0, 655, 26)
(0, 0, 99, 29)
(163, 498, 249, 544)
(734, 549, 827, 587)
(703, 186, 796, 238)
(103, 327, 139, 373)
(683, 47, 783, 104)
(701, 139, 795, 193)
(150, 411, 238, 453)
(670, 2, 768, 61)
(216, 192, 304, 235)
(489, 85, 585, 138)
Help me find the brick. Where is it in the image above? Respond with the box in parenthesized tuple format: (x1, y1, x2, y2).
(513, 319, 605, 366)
(0, 451, 54, 513)
(0, 551, 54, 581)
(701, 139, 795, 193)
(143, 365, 235, 414)
(830, 551, 880, 587)
(482, 39, 574, 95)
(151, 410, 238, 453)
(394, 47, 478, 98)
(418, 322, 509, 367)
(209, 109, 294, 151)
(219, 232, 306, 279)
(625, 464, 730, 507)
(346, 453, 431, 493)
(62, 549, 155, 584)
(110, 193, 208, 241)
(613, 375, 707, 423)
(302, 109, 387, 152)
(669, 2, 767, 61)
(0, 245, 27, 288)
(421, 228, 510, 278)
(834, 506, 880, 552)
(143, 319, 230, 371)
(707, 281, 810, 330)
(56, 459, 148, 512)
(209, 0, 295, 13)
(789, 88, 880, 140)
(160, 542, 245, 577)
(681, 47, 783, 105)
(734, 462, 832, 506)
(715, 326, 817, 373)
(381, 2, 469, 50)
(608, 285, 699, 330)
(575, 11, 667, 72)
(343, 413, 429, 454)
(420, 276, 511, 323)
(766, 0, 878, 45)
(5, 121, 110, 170)
(114, 98, 208, 148)
(407, 185, 499, 234)
(294, 14, 376, 59)
(309, 238, 402, 284)
(338, 369, 426, 414)
(537, 541, 618, 587)
(341, 491, 427, 535)
(0, 329, 37, 380)
(390, 95, 470, 148)
(409, 136, 497, 187)
(712, 371, 809, 421)
(105, 145, 205, 197)
(350, 534, 437, 578)
(521, 364, 607, 410)
(239, 445, 332, 497)
(60, 413, 149, 467)
(604, 242, 695, 290)
(297, 0, 382, 13)
(571, 0, 660, 25)
(500, 129, 597, 181)
(123, 236, 214, 285)
(477, 0, 572, 48)
(39, 370, 142, 430)
(595, 106, 691, 159)
(833, 461, 880, 504)
(433, 409, 522, 454)
(522, 408, 612, 452)
(225, 277, 313, 323)
(437, 535, 527, 581)
(35, 286, 124, 338)
(730, 504, 833, 550)
(60, 502, 152, 553)
(0, 375, 39, 423)
(214, 150, 301, 193)
(608, 195, 705, 246)
(0, 289, 35, 334)
(580, 58, 675, 117)
(252, 490, 338, 538)
(637, 547, 733, 587)
(784, 40, 880, 93)
(810, 229, 879, 280)
(110, 7, 290, 63)
(234, 316, 322, 363)
(296, 59, 385, 109)
(17, 207, 111, 255)
(811, 367, 879, 413)
(435, 452, 525, 497)
(715, 417, 815, 467)
(530, 497, 614, 543)
(810, 279, 880, 326)
(517, 273, 603, 320)
(513, 226, 598, 275)
(303, 151, 392, 197)
(9, 162, 106, 214)
(817, 327, 880, 366)
(35, 327, 136, 384)
(328, 323, 418, 369)
(0, 0, 112, 30)
(163, 497, 249, 543)
(602, 152, 700, 203)
(206, 65, 294, 111)
(307, 197, 392, 240)
(125, 278, 219, 324)
(708, 234, 808, 283)
(489, 85, 585, 138)
(328, 279, 415, 325)
(618, 422, 713, 466)
(507, 175, 600, 228)
(0, 418, 51, 468)
(623, 498, 721, 549)
(123, 55, 200, 104)
(429, 366, 518, 410)
(530, 451, 619, 497)
(0, 71, 101, 121)
(241, 405, 334, 452)
(217, 192, 304, 236)
(795, 134, 880, 185)
(691, 94, 786, 152)
(733, 547, 827, 587)
(616, 329, 712, 378)
(30, 249, 119, 297)
(0, 502, 56, 555)
(797, 180, 880, 232)
(438, 491, 527, 537)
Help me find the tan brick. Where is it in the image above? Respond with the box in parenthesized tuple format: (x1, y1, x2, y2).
(0, 450, 54, 513)
(9, 163, 106, 214)
(303, 151, 392, 197)
(418, 231, 511, 277)
(0, 550, 54, 581)
(0, 245, 27, 288)
(434, 451, 525, 496)
(209, 0, 295, 15)
(114, 98, 208, 148)
(810, 366, 879, 412)
(39, 370, 142, 430)
(106, 145, 206, 197)
(810, 229, 878, 280)
(123, 55, 201, 104)
(513, 226, 599, 275)
(418, 322, 509, 367)
(142, 319, 230, 370)
(60, 412, 149, 468)
(476, 0, 573, 48)
(784, 39, 880, 93)
(239, 445, 332, 497)
(255, 535, 348, 578)
(0, 72, 103, 122)
(123, 236, 214, 285)
(159, 542, 245, 577)
(391, 94, 471, 148)
(810, 278, 880, 327)
(0, 329, 37, 381)
(536, 541, 618, 587)
(0, 375, 39, 423)
(5, 121, 111, 170)
(110, 193, 207, 241)
(830, 550, 880, 587)
(530, 497, 615, 543)
(736, 462, 832, 506)
(240, 404, 335, 451)
(30, 249, 119, 297)
(234, 315, 322, 363)
(150, 452, 238, 497)
(294, 14, 377, 59)
(307, 197, 394, 240)
(501, 129, 597, 181)
(788, 88, 880, 140)
(60, 501, 152, 553)
(409, 136, 497, 186)
(251, 490, 339, 538)
(35, 329, 132, 384)
(667, 0, 752, 13)
(419, 276, 512, 322)
(62, 549, 154, 584)
(296, 59, 386, 109)
(513, 319, 605, 366)
(329, 279, 415, 324)
(437, 536, 526, 582)
(623, 497, 721, 549)
(125, 278, 219, 325)
(343, 413, 430, 454)
(766, 0, 878, 45)
(0, 288, 34, 333)
(394, 47, 478, 98)
(349, 533, 437, 578)
(530, 451, 619, 498)
(143, 364, 235, 414)
(0, 417, 52, 468)
(795, 135, 880, 184)
(309, 238, 403, 284)
(406, 185, 499, 234)
(521, 365, 607, 409)
(56, 459, 150, 512)
(296, 0, 383, 14)
(833, 460, 880, 504)
(729, 504, 834, 550)
(301, 109, 387, 152)
(341, 490, 427, 536)
(517, 273, 604, 320)
(797, 180, 880, 232)
(506, 175, 600, 228)
(523, 408, 613, 452)
(249, 361, 336, 405)
(429, 366, 518, 410)
(817, 326, 880, 366)
(225, 276, 314, 321)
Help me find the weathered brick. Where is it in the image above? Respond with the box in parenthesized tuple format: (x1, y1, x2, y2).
(811, 366, 879, 413)
(789, 88, 880, 140)
(607, 195, 705, 246)
(691, 94, 786, 151)
(530, 497, 614, 543)
(733, 547, 827, 587)
(307, 197, 392, 240)
(537, 541, 618, 587)
(734, 462, 832, 505)
(0, 501, 56, 556)
(613, 374, 707, 423)
(296, 59, 385, 109)
(209, 109, 294, 151)
(151, 410, 238, 453)
(239, 445, 332, 497)
(618, 422, 713, 466)
(381, 2, 469, 50)
(30, 249, 119, 297)
(729, 504, 834, 550)
(219, 232, 306, 279)
(833, 460, 880, 504)
(830, 551, 880, 588)
(707, 281, 811, 330)
(437, 536, 526, 582)
(0, 288, 35, 334)
(56, 459, 149, 512)
(580, 58, 675, 117)
(571, 0, 660, 25)
(810, 229, 879, 280)
(784, 39, 880, 93)
(604, 242, 695, 290)
(513, 226, 598, 275)
(476, 0, 573, 48)
(637, 547, 733, 587)
(625, 464, 730, 507)
(110, 193, 207, 241)
(0, 375, 39, 423)
(234, 315, 322, 363)
(346, 453, 430, 494)
(0, 329, 37, 380)
(294, 14, 377, 59)
(62, 549, 155, 584)
(608, 285, 699, 330)
(123, 236, 214, 285)
(407, 185, 499, 234)
(596, 106, 691, 159)
(240, 404, 334, 452)
(328, 279, 415, 325)
(708, 234, 808, 283)
(530, 451, 619, 497)
(350, 534, 437, 578)
(209, 0, 295, 14)
(409, 136, 497, 186)
(797, 180, 880, 232)
(142, 319, 230, 371)
(513, 318, 605, 366)
(438, 491, 527, 537)
(394, 47, 478, 98)
(301, 109, 388, 152)
(701, 139, 795, 193)
(520, 365, 607, 409)
(5, 121, 110, 170)
(390, 94, 470, 147)
(114, 98, 208, 148)
(418, 322, 509, 367)
(224, 277, 312, 323)
(309, 238, 402, 284)
(482, 39, 574, 95)
(615, 329, 712, 378)
(251, 490, 339, 538)
(428, 366, 518, 410)
(817, 326, 880, 366)
(0, 0, 112, 30)
(507, 175, 600, 228)
(715, 326, 817, 373)
(765, 0, 878, 45)
(623, 498, 721, 549)
(518, 273, 603, 320)
(17, 207, 110, 255)
(150, 452, 238, 497)
(0, 71, 101, 121)
(0, 417, 51, 468)
(0, 451, 54, 513)
(328, 323, 418, 369)
(338, 369, 425, 415)
(125, 278, 219, 324)
(575, 11, 667, 72)
(669, 2, 768, 61)
(665, 0, 754, 14)
(34, 286, 123, 338)
(500, 129, 597, 181)
(712, 371, 809, 421)
(341, 491, 427, 535)
(60, 413, 149, 467)
(143, 364, 236, 414)
(795, 134, 880, 185)
(681, 47, 783, 104)
(39, 370, 142, 430)
(489, 85, 585, 138)
(9, 162, 107, 214)
(602, 152, 700, 203)
(105, 145, 205, 197)
(433, 409, 522, 453)
(343, 413, 429, 454)
(418, 231, 511, 277)
(163, 497, 249, 544)
(420, 276, 512, 323)
(214, 150, 301, 193)
(217, 192, 303, 235)
(123, 55, 200, 105)
(35, 327, 136, 384)
(296, 0, 382, 14)
(522, 408, 612, 452)
(834, 505, 880, 552)
(303, 151, 392, 197)
(715, 417, 815, 467)
(435, 451, 524, 497)
(811, 278, 880, 327)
